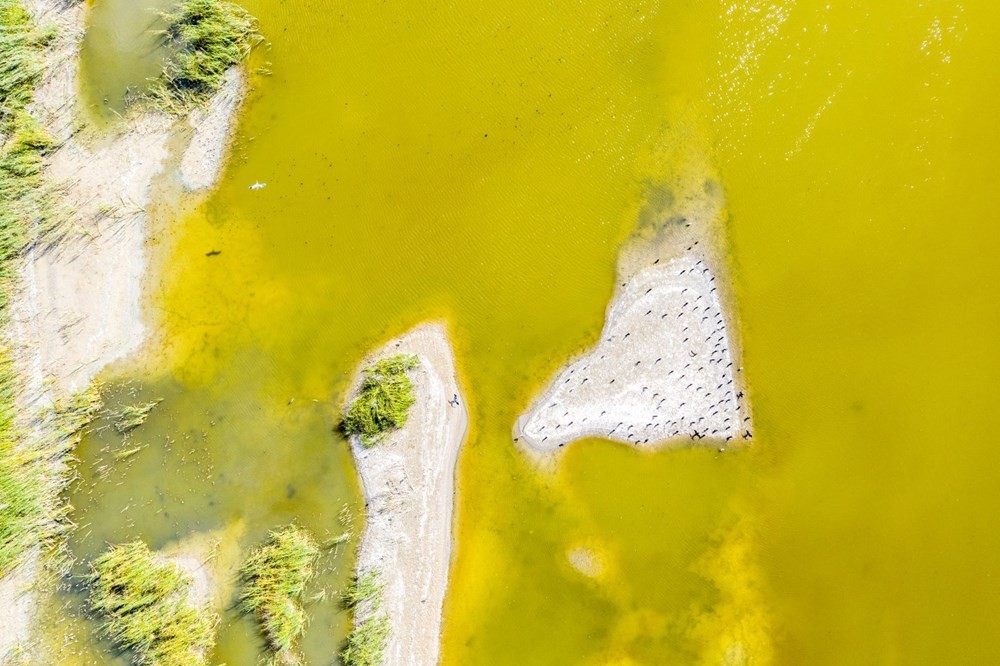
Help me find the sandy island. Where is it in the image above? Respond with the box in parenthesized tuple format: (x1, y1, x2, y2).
(346, 323, 467, 666)
(516, 177, 752, 453)
(0, 0, 249, 659)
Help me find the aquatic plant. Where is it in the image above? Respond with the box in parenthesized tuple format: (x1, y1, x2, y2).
(238, 524, 320, 661)
(88, 540, 217, 666)
(150, 0, 261, 112)
(340, 570, 390, 666)
(343, 354, 418, 447)
(114, 400, 161, 433)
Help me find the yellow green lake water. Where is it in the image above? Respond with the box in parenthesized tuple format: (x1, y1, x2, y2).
(53, 0, 1000, 664)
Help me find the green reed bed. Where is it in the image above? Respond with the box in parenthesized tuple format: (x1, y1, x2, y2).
(0, 0, 69, 577)
(343, 353, 418, 447)
(238, 524, 319, 663)
(150, 0, 261, 112)
(341, 570, 390, 666)
(88, 540, 217, 666)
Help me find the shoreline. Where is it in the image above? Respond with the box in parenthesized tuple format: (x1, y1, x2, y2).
(345, 322, 468, 666)
(0, 0, 250, 659)
(515, 176, 752, 453)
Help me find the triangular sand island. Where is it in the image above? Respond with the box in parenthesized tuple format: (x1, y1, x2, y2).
(516, 178, 752, 452)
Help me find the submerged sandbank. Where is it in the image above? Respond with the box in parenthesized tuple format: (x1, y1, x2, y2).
(345, 323, 467, 666)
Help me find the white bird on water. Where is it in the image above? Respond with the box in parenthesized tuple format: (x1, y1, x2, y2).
(249, 181, 267, 191)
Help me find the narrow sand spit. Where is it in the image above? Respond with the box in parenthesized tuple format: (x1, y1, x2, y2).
(180, 67, 246, 191)
(0, 0, 248, 659)
(515, 178, 751, 453)
(346, 323, 467, 666)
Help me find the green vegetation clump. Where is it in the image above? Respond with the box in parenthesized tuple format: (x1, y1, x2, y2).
(238, 524, 320, 662)
(114, 400, 161, 433)
(341, 569, 383, 609)
(343, 354, 418, 447)
(88, 540, 217, 666)
(340, 570, 390, 666)
(0, 355, 37, 574)
(150, 0, 261, 112)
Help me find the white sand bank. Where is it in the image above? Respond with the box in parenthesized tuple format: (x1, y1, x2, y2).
(516, 175, 751, 453)
(346, 323, 467, 666)
(180, 67, 246, 191)
(516, 253, 750, 451)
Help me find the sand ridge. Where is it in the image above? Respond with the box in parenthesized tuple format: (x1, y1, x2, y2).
(346, 323, 467, 666)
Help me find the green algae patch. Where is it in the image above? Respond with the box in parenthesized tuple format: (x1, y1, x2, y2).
(238, 524, 319, 663)
(343, 354, 418, 448)
(88, 540, 217, 666)
(341, 570, 389, 666)
(150, 0, 261, 112)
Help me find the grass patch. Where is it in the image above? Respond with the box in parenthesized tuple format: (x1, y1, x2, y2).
(149, 0, 261, 113)
(113, 399, 161, 434)
(238, 524, 319, 662)
(340, 570, 390, 666)
(342, 354, 418, 447)
(341, 570, 383, 609)
(0, 378, 102, 575)
(342, 614, 390, 666)
(88, 540, 217, 666)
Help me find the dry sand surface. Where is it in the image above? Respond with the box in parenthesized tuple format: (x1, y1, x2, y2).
(346, 323, 467, 666)
(1, 0, 248, 660)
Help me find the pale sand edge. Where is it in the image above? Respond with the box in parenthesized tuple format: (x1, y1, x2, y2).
(0, 0, 249, 659)
(345, 322, 468, 666)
